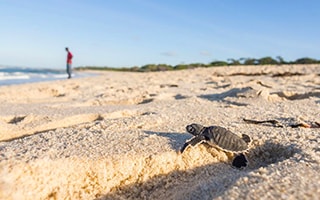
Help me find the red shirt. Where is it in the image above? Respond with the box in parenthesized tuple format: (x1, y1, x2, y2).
(67, 51, 73, 64)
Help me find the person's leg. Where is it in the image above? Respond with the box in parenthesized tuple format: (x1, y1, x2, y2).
(67, 64, 72, 78)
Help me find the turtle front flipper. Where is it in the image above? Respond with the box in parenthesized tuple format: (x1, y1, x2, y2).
(232, 153, 248, 169)
(180, 143, 189, 153)
(180, 136, 204, 153)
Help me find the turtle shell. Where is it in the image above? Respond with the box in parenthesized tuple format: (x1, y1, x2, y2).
(187, 124, 250, 153)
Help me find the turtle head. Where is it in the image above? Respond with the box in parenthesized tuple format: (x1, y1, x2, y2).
(186, 123, 204, 136)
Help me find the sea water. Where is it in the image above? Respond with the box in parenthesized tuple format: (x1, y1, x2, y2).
(0, 66, 92, 86)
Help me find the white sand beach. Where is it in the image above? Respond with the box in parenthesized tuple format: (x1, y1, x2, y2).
(0, 64, 320, 199)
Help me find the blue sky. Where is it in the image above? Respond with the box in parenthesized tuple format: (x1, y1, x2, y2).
(0, 0, 319, 68)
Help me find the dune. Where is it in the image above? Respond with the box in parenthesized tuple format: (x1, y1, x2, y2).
(0, 64, 320, 199)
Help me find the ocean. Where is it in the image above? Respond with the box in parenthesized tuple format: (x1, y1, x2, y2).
(0, 66, 93, 86)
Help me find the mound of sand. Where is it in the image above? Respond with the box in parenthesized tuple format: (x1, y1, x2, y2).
(0, 65, 320, 199)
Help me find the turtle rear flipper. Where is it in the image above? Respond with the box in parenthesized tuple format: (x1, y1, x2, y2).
(241, 134, 251, 144)
(232, 153, 248, 169)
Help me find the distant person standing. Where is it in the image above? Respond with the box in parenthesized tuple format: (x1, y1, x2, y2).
(65, 47, 73, 79)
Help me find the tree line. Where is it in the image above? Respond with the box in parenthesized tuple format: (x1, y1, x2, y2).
(76, 56, 320, 72)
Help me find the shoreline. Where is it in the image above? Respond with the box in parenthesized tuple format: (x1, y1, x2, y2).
(0, 69, 97, 87)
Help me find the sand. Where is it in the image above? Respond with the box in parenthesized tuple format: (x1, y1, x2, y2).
(0, 64, 319, 199)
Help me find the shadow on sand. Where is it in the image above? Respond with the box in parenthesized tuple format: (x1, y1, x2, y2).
(198, 87, 251, 107)
(143, 131, 192, 151)
(96, 130, 302, 200)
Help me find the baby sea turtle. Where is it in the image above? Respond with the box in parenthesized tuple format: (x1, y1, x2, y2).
(180, 123, 251, 168)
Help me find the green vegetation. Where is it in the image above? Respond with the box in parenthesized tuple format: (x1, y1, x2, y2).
(75, 56, 320, 72)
